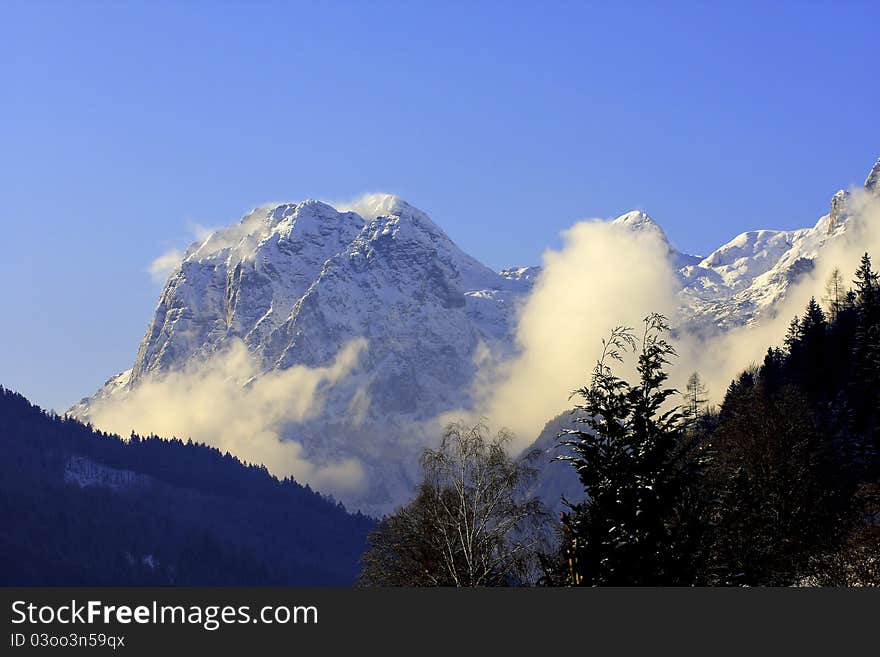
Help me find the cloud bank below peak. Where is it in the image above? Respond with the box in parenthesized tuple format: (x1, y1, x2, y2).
(87, 338, 370, 496)
(471, 184, 880, 452)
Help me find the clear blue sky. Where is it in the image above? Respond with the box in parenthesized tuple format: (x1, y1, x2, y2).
(1, 0, 877, 411)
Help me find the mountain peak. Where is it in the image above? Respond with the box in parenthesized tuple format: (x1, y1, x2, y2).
(613, 209, 654, 226)
(78, 177, 864, 514)
(332, 193, 428, 222)
(865, 157, 880, 193)
(188, 200, 358, 263)
(612, 209, 672, 245)
(613, 210, 663, 233)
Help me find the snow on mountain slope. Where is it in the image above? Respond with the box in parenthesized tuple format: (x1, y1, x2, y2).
(529, 158, 880, 513)
(679, 166, 873, 332)
(73, 195, 531, 514)
(71, 160, 879, 514)
(866, 158, 880, 193)
(612, 210, 703, 270)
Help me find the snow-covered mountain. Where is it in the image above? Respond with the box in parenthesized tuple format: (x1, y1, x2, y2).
(72, 195, 532, 514)
(71, 159, 880, 515)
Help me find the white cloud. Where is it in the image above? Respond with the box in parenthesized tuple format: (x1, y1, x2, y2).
(186, 220, 215, 242)
(88, 338, 369, 495)
(147, 248, 184, 284)
(146, 221, 221, 285)
(474, 189, 880, 453)
(473, 218, 680, 451)
(677, 188, 880, 403)
(328, 192, 400, 221)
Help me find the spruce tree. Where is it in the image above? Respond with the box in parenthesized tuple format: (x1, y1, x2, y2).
(801, 297, 827, 337)
(854, 253, 879, 310)
(784, 316, 802, 354)
(851, 253, 880, 472)
(796, 297, 829, 397)
(557, 314, 705, 585)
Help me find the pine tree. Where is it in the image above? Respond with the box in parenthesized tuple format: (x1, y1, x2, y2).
(557, 314, 705, 585)
(801, 297, 827, 338)
(784, 316, 802, 354)
(854, 253, 879, 310)
(851, 253, 880, 471)
(759, 347, 785, 391)
(852, 255, 880, 382)
(790, 298, 829, 400)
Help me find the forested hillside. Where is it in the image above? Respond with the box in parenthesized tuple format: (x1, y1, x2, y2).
(0, 388, 373, 585)
(700, 254, 880, 584)
(549, 254, 880, 586)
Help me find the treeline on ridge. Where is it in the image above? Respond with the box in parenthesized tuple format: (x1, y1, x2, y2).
(0, 388, 373, 585)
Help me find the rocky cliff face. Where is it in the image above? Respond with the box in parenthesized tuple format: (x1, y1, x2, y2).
(72, 162, 879, 515)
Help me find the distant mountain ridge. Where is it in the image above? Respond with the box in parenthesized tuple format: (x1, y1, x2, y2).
(71, 159, 880, 514)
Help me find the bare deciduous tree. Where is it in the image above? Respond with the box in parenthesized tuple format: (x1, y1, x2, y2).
(823, 267, 846, 322)
(359, 421, 548, 586)
(686, 371, 709, 419)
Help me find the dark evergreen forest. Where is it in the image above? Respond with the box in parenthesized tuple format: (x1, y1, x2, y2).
(0, 387, 373, 585)
(549, 253, 880, 586)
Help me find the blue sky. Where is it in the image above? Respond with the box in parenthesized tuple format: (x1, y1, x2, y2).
(1, 0, 877, 411)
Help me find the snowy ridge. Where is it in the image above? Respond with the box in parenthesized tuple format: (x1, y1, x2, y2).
(71, 161, 879, 514)
(73, 195, 530, 514)
(865, 157, 880, 193)
(679, 178, 865, 331)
